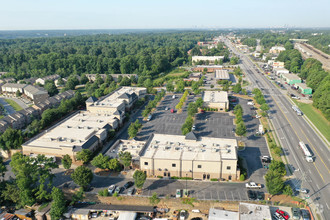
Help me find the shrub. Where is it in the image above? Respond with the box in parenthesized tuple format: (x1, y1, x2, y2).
(210, 178, 218, 182)
(112, 192, 118, 197)
(98, 189, 109, 197)
(157, 176, 163, 179)
(240, 174, 245, 181)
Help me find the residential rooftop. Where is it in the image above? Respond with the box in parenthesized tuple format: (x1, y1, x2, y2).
(141, 133, 237, 161)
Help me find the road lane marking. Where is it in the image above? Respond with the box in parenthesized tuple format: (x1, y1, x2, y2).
(271, 95, 327, 183)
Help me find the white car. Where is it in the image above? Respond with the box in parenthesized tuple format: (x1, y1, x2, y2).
(255, 115, 261, 118)
(247, 101, 254, 106)
(108, 185, 116, 194)
(192, 125, 196, 131)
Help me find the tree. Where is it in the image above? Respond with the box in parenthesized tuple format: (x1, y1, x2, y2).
(2, 182, 20, 204)
(269, 160, 286, 176)
(44, 81, 59, 96)
(176, 80, 185, 93)
(70, 187, 85, 205)
(56, 78, 64, 86)
(61, 154, 72, 170)
(230, 56, 239, 65)
(133, 170, 146, 189)
(16, 90, 22, 97)
(283, 184, 293, 196)
(0, 156, 6, 180)
(108, 158, 121, 171)
(232, 83, 242, 93)
(260, 103, 270, 112)
(65, 75, 79, 90)
(76, 149, 92, 164)
(80, 74, 89, 84)
(236, 122, 246, 136)
(166, 81, 174, 92)
(0, 128, 23, 152)
(71, 166, 93, 189)
(265, 170, 284, 195)
(149, 192, 160, 205)
(50, 187, 66, 220)
(118, 151, 132, 169)
(91, 154, 110, 170)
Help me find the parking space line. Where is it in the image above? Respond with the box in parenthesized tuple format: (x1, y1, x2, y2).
(231, 191, 234, 200)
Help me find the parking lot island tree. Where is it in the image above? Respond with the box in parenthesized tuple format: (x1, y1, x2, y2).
(108, 158, 121, 171)
(91, 154, 110, 170)
(133, 170, 147, 189)
(236, 122, 247, 136)
(71, 166, 93, 190)
(118, 151, 132, 169)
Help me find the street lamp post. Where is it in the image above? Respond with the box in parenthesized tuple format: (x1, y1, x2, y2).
(186, 173, 188, 197)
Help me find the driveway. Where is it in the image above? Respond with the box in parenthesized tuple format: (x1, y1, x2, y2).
(0, 98, 16, 114)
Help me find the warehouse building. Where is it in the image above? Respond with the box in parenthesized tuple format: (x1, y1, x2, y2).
(202, 91, 229, 111)
(281, 73, 302, 85)
(273, 68, 289, 76)
(214, 69, 230, 80)
(140, 133, 239, 180)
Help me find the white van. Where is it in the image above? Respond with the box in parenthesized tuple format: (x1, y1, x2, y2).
(247, 101, 254, 106)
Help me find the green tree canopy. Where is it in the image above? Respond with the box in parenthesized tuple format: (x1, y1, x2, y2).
(76, 149, 92, 164)
(133, 170, 147, 189)
(50, 187, 66, 220)
(91, 154, 110, 170)
(61, 154, 72, 170)
(71, 166, 93, 189)
(118, 151, 132, 169)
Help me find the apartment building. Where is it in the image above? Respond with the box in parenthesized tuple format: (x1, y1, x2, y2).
(139, 133, 239, 180)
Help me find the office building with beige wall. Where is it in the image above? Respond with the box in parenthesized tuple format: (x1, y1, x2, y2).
(22, 111, 120, 160)
(192, 56, 224, 64)
(202, 91, 229, 111)
(139, 133, 239, 180)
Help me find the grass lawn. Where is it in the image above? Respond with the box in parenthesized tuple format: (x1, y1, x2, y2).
(75, 85, 87, 95)
(4, 99, 23, 111)
(293, 100, 330, 142)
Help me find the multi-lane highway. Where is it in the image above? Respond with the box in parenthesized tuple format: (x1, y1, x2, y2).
(222, 37, 330, 219)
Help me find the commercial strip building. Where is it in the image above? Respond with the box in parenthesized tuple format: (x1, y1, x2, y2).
(21, 87, 146, 160)
(193, 65, 224, 73)
(139, 133, 239, 180)
(202, 91, 229, 111)
(273, 68, 289, 76)
(208, 203, 271, 220)
(295, 83, 313, 95)
(214, 69, 230, 80)
(183, 72, 202, 81)
(281, 73, 302, 85)
(192, 56, 224, 64)
(1, 83, 49, 104)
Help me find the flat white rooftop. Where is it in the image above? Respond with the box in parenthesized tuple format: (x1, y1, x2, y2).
(203, 91, 228, 104)
(214, 69, 230, 80)
(281, 73, 301, 80)
(141, 134, 237, 161)
(92, 87, 146, 108)
(295, 83, 311, 90)
(193, 56, 224, 61)
(239, 203, 271, 220)
(24, 111, 117, 149)
(108, 139, 146, 160)
(208, 208, 239, 220)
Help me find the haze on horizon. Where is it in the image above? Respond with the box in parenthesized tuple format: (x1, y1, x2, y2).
(0, 0, 329, 30)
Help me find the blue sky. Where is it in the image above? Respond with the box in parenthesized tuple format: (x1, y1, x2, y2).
(0, 0, 329, 30)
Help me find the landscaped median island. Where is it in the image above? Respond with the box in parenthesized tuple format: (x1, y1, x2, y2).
(4, 98, 23, 111)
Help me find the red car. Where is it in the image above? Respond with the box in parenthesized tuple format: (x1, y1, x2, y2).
(276, 209, 289, 220)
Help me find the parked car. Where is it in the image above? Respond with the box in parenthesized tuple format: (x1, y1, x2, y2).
(147, 114, 152, 121)
(261, 156, 271, 163)
(257, 191, 264, 200)
(179, 210, 187, 220)
(276, 209, 289, 220)
(123, 181, 134, 189)
(114, 186, 123, 194)
(108, 185, 116, 194)
(91, 212, 98, 218)
(301, 209, 311, 220)
(176, 189, 182, 198)
(165, 107, 169, 110)
(171, 109, 175, 113)
(127, 187, 135, 196)
(172, 95, 176, 99)
(192, 125, 196, 131)
(295, 188, 309, 194)
(247, 190, 257, 200)
(291, 207, 300, 219)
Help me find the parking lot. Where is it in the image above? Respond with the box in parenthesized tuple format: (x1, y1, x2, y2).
(136, 94, 197, 141)
(194, 112, 236, 138)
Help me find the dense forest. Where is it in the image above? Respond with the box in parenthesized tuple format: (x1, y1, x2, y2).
(0, 32, 218, 80)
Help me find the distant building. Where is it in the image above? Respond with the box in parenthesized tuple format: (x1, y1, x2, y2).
(23, 85, 49, 104)
(1, 83, 27, 93)
(269, 46, 286, 54)
(85, 74, 138, 82)
(295, 83, 313, 95)
(271, 61, 285, 69)
(281, 73, 302, 85)
(183, 72, 202, 82)
(203, 91, 229, 111)
(192, 56, 224, 64)
(274, 68, 289, 76)
(193, 65, 223, 73)
(36, 74, 61, 85)
(214, 70, 230, 80)
(239, 203, 271, 220)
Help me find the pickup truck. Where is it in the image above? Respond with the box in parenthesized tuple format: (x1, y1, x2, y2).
(245, 182, 262, 189)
